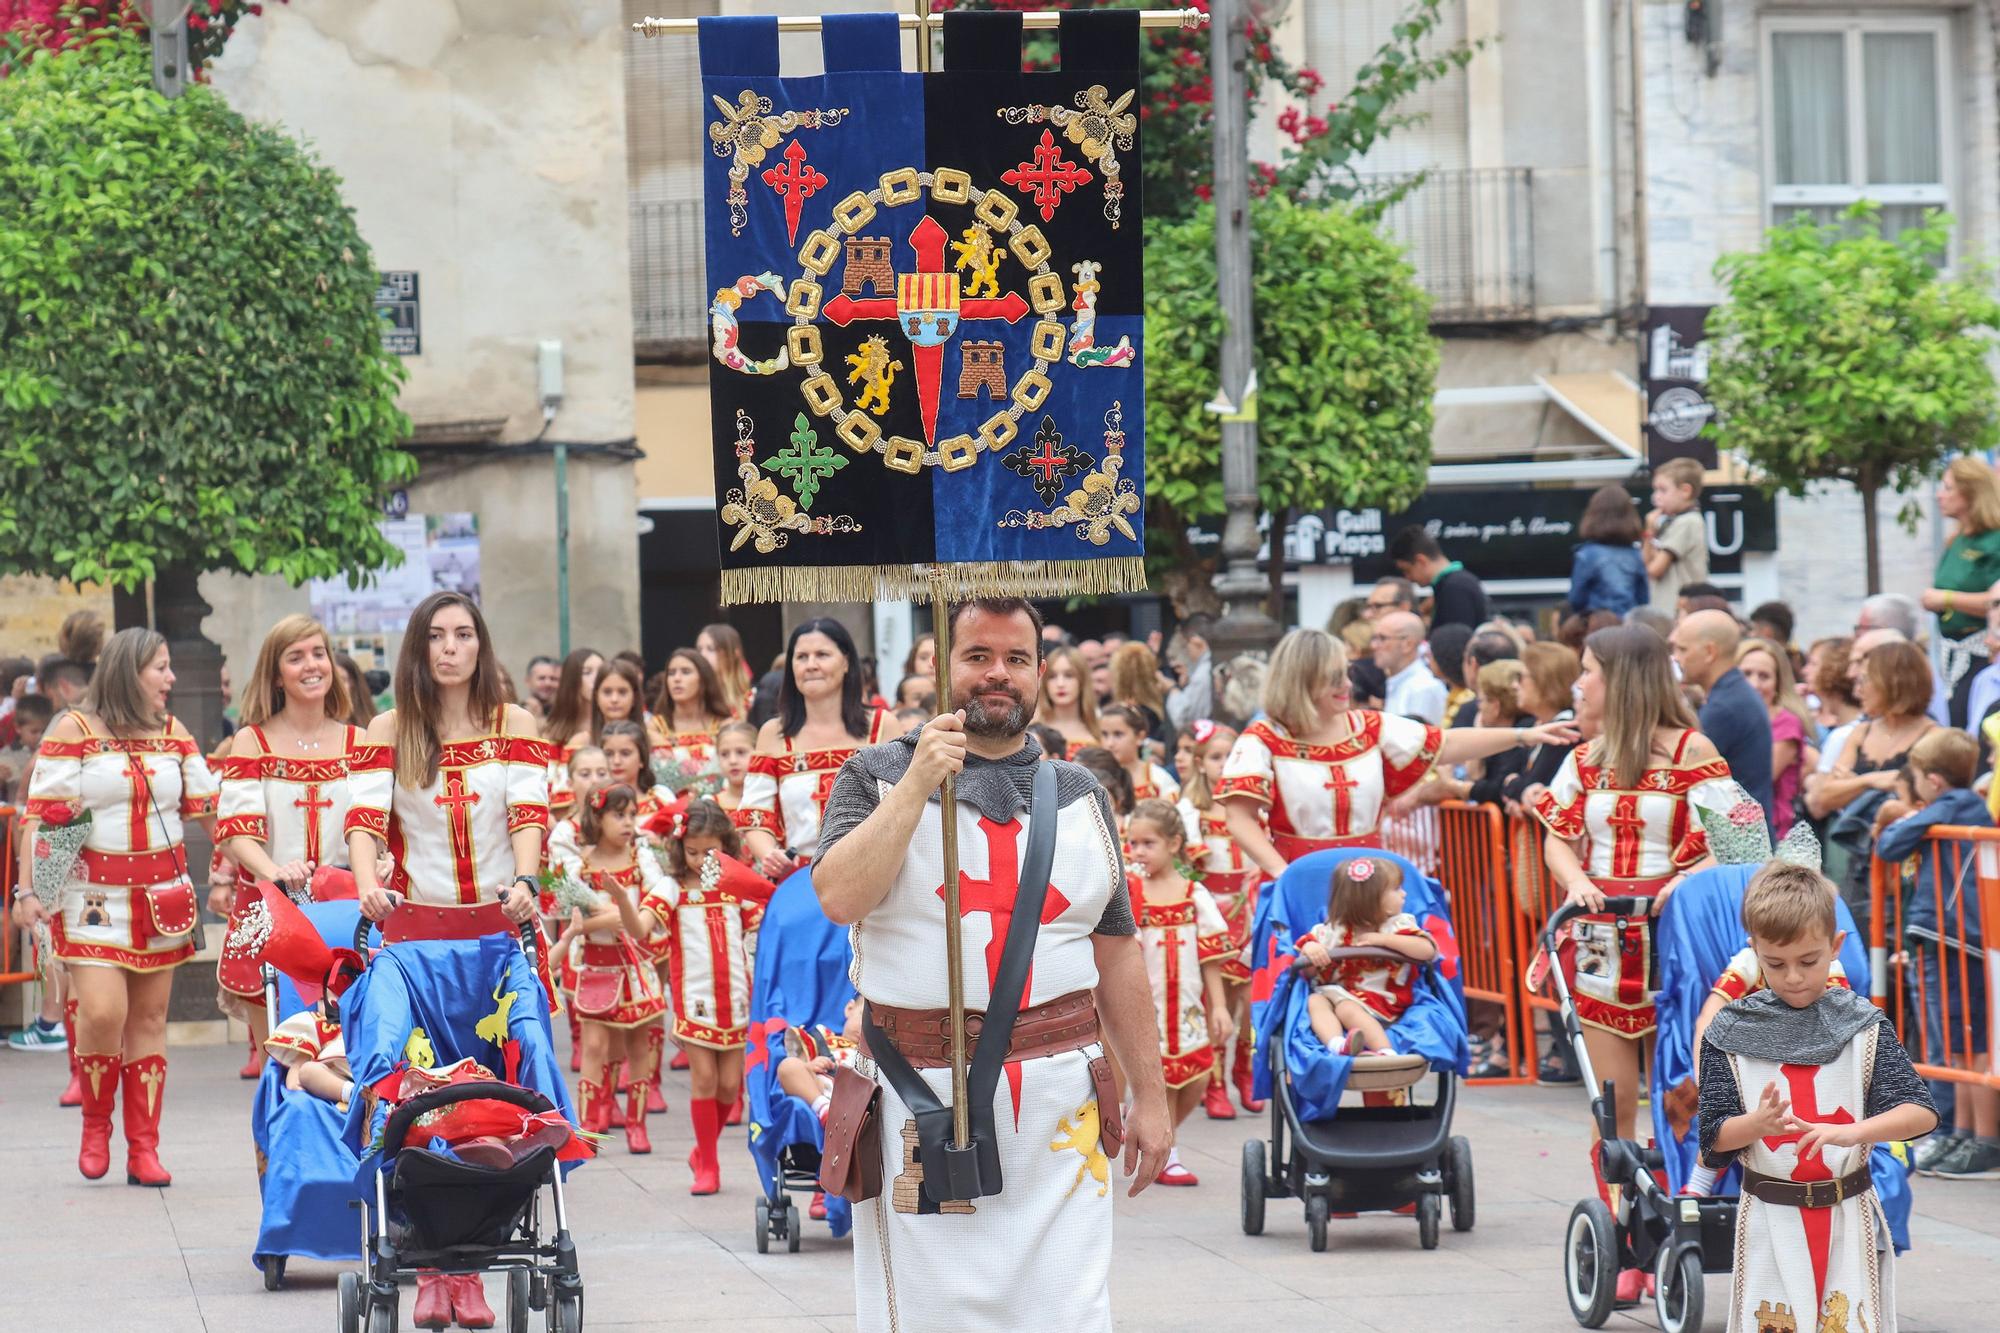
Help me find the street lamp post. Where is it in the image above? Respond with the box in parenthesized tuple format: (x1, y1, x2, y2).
(131, 1, 193, 98)
(1207, 0, 1281, 667)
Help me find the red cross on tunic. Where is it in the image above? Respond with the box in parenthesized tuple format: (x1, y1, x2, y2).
(760, 139, 826, 246)
(1323, 762, 1359, 837)
(1606, 795, 1647, 879)
(822, 215, 1030, 445)
(1761, 1062, 1858, 1307)
(295, 785, 334, 866)
(433, 767, 483, 903)
(121, 749, 154, 851)
(936, 815, 1073, 1125)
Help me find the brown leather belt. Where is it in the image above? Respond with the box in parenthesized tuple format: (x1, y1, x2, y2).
(864, 990, 1099, 1069)
(1741, 1164, 1874, 1209)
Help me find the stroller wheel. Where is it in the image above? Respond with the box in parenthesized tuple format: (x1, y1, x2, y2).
(337, 1271, 364, 1333)
(785, 1202, 802, 1253)
(754, 1197, 771, 1254)
(1417, 1191, 1441, 1250)
(1305, 1193, 1329, 1253)
(1564, 1198, 1619, 1328)
(261, 1253, 286, 1291)
(507, 1270, 531, 1333)
(1239, 1140, 1266, 1236)
(1653, 1246, 1705, 1333)
(367, 1295, 399, 1333)
(1446, 1136, 1475, 1232)
(549, 1284, 583, 1333)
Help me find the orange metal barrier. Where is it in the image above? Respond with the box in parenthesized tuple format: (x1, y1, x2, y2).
(1870, 828, 2000, 1094)
(1427, 801, 1532, 1083)
(1, 806, 36, 987)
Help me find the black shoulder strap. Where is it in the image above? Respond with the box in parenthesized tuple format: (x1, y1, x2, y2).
(967, 758, 1060, 1099)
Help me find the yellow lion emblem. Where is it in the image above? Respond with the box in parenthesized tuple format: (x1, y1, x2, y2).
(950, 224, 1007, 299)
(475, 981, 518, 1048)
(1050, 1098, 1110, 1199)
(844, 335, 903, 416)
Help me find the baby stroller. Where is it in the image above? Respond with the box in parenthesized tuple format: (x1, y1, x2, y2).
(745, 867, 857, 1253)
(250, 892, 371, 1289)
(334, 901, 590, 1333)
(1240, 848, 1476, 1252)
(1545, 865, 1901, 1332)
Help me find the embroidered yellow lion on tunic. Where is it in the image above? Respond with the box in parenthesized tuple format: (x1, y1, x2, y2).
(1051, 1099, 1110, 1199)
(951, 224, 1007, 299)
(845, 335, 902, 416)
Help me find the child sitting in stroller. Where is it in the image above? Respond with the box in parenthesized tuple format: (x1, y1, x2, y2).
(267, 1006, 357, 1112)
(774, 996, 863, 1125)
(1300, 856, 1438, 1057)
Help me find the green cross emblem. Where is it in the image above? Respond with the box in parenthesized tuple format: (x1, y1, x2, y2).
(762, 414, 847, 509)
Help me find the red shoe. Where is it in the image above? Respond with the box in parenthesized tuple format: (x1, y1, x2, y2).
(624, 1085, 652, 1155)
(606, 1064, 626, 1128)
(76, 1052, 121, 1180)
(1156, 1159, 1199, 1187)
(122, 1055, 172, 1186)
(725, 1092, 744, 1126)
(645, 1027, 668, 1113)
(670, 1048, 690, 1071)
(577, 1076, 613, 1135)
(647, 1079, 668, 1115)
(809, 1191, 827, 1221)
(1232, 1042, 1266, 1113)
(567, 1011, 582, 1073)
(60, 1001, 83, 1108)
(413, 1272, 452, 1330)
(1613, 1269, 1646, 1304)
(449, 1273, 495, 1329)
(1203, 1078, 1237, 1120)
(240, 1033, 264, 1080)
(688, 1098, 722, 1195)
(614, 1059, 629, 1093)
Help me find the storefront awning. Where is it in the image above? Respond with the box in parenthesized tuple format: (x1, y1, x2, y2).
(1428, 371, 1644, 485)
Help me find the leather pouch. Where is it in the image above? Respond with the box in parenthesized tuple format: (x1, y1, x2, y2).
(820, 1063, 883, 1203)
(1088, 1054, 1124, 1157)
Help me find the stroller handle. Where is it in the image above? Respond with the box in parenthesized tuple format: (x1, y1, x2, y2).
(1289, 945, 1425, 971)
(351, 897, 542, 957)
(1539, 896, 1651, 953)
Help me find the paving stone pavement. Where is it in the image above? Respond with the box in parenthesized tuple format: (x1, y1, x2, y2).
(6, 1039, 1996, 1331)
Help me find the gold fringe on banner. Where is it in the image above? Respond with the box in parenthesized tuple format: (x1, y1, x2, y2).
(719, 558, 1150, 607)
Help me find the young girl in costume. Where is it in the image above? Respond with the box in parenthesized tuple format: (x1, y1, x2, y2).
(1126, 798, 1233, 1186)
(1178, 721, 1260, 1118)
(1074, 745, 1134, 841)
(1101, 703, 1179, 803)
(712, 720, 758, 825)
(564, 784, 671, 1153)
(1299, 857, 1438, 1056)
(647, 799, 770, 1194)
(544, 745, 608, 1074)
(599, 720, 665, 825)
(774, 996, 864, 1124)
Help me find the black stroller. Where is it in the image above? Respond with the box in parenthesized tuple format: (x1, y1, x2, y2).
(332, 906, 587, 1333)
(1239, 848, 1476, 1252)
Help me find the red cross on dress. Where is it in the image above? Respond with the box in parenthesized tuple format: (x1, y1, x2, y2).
(433, 769, 484, 904)
(295, 785, 335, 866)
(1322, 762, 1359, 836)
(1605, 795, 1648, 879)
(1761, 1062, 1858, 1308)
(935, 814, 1072, 1125)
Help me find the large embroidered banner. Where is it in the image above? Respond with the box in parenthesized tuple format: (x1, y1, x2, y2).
(698, 9, 1145, 604)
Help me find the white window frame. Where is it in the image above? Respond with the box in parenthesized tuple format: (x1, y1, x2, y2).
(1760, 14, 1953, 230)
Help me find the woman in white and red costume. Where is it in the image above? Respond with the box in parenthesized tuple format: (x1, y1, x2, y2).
(13, 628, 219, 1188)
(212, 615, 362, 1079)
(343, 591, 551, 1333)
(738, 618, 905, 880)
(1221, 629, 1576, 879)
(646, 646, 733, 768)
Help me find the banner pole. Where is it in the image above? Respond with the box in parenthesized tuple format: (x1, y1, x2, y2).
(635, 8, 1208, 37)
(912, 0, 933, 74)
(932, 574, 970, 1149)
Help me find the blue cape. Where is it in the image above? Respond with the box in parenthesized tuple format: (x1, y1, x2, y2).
(250, 900, 368, 1268)
(1246, 849, 1469, 1121)
(1651, 864, 1912, 1251)
(745, 867, 856, 1238)
(339, 933, 576, 1182)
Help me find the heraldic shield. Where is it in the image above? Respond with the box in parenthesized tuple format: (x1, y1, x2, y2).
(698, 9, 1146, 605)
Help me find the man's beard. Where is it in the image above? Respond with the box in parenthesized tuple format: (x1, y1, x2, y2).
(964, 686, 1031, 738)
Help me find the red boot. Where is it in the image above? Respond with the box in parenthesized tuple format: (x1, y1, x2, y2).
(725, 1090, 744, 1126)
(76, 1052, 121, 1180)
(688, 1097, 721, 1195)
(577, 1076, 612, 1135)
(122, 1054, 172, 1186)
(1232, 1042, 1266, 1113)
(60, 1000, 83, 1108)
(645, 1026, 668, 1114)
(239, 1031, 264, 1080)
(809, 1191, 828, 1221)
(567, 1010, 582, 1073)
(670, 1047, 690, 1071)
(448, 1273, 495, 1329)
(412, 1272, 452, 1330)
(1203, 1070, 1237, 1120)
(606, 1061, 626, 1128)
(624, 1082, 652, 1155)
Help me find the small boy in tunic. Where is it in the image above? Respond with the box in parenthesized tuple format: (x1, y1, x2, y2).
(1698, 862, 1937, 1333)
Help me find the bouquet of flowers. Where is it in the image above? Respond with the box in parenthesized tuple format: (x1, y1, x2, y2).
(650, 753, 722, 801)
(29, 804, 91, 907)
(539, 867, 601, 919)
(1693, 780, 1821, 869)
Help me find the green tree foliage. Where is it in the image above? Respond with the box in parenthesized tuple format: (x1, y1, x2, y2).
(1146, 199, 1435, 610)
(0, 37, 414, 590)
(1706, 205, 2000, 593)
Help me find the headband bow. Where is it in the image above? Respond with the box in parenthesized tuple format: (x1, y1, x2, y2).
(1346, 858, 1377, 882)
(1188, 719, 1217, 745)
(589, 788, 610, 812)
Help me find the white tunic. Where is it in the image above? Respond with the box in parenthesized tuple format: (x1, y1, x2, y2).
(215, 724, 360, 869)
(739, 710, 890, 861)
(849, 788, 1123, 1333)
(1217, 712, 1442, 857)
(642, 850, 764, 1050)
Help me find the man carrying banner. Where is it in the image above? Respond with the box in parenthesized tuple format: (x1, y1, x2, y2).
(815, 597, 1169, 1332)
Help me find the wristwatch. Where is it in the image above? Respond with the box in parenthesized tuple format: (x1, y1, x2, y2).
(513, 875, 539, 894)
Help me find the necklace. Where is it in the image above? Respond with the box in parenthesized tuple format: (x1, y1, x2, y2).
(291, 716, 332, 753)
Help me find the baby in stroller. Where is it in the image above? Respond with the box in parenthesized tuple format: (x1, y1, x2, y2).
(774, 995, 863, 1125)
(1299, 856, 1438, 1057)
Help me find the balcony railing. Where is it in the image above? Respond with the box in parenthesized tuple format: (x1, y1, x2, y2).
(630, 198, 706, 350)
(1361, 167, 1536, 322)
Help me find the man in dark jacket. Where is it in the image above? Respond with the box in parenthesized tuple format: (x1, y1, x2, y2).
(1389, 526, 1490, 630)
(1670, 610, 1774, 829)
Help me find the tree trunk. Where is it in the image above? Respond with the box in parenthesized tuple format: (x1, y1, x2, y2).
(150, 565, 227, 1025)
(1266, 505, 1290, 624)
(1859, 478, 1882, 596)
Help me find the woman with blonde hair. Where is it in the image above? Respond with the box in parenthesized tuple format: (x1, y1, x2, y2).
(212, 616, 362, 1075)
(1034, 644, 1101, 758)
(696, 623, 753, 719)
(1109, 639, 1173, 747)
(1219, 629, 1575, 881)
(1735, 636, 1816, 838)
(1531, 627, 1732, 1180)
(1923, 455, 2000, 722)
(13, 627, 219, 1187)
